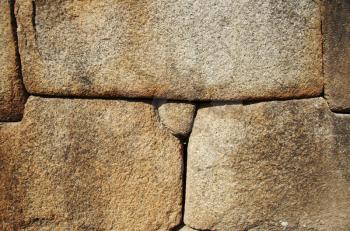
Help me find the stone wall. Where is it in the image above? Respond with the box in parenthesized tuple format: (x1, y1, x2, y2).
(0, 0, 349, 230)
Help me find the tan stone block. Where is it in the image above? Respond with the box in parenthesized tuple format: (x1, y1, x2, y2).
(16, 0, 322, 100)
(157, 100, 196, 137)
(0, 0, 26, 121)
(323, 0, 350, 112)
(0, 97, 183, 231)
(185, 98, 350, 230)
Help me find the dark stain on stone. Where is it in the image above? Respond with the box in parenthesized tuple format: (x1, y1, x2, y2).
(79, 75, 93, 86)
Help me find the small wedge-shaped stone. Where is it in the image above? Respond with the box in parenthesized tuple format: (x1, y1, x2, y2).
(324, 0, 350, 112)
(0, 0, 26, 121)
(0, 97, 183, 231)
(185, 98, 350, 230)
(16, 0, 322, 100)
(157, 100, 196, 137)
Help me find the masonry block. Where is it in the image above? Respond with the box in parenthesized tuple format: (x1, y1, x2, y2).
(16, 0, 322, 100)
(185, 98, 350, 230)
(0, 0, 26, 121)
(0, 97, 183, 230)
(324, 0, 350, 112)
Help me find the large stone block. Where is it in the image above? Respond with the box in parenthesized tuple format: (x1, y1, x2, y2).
(16, 0, 322, 100)
(323, 0, 350, 112)
(184, 98, 350, 230)
(0, 97, 183, 230)
(0, 0, 26, 121)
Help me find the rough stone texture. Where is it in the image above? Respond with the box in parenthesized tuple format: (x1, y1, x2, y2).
(178, 226, 196, 231)
(323, 0, 350, 112)
(0, 97, 183, 231)
(0, 0, 26, 121)
(184, 98, 350, 231)
(16, 0, 322, 100)
(157, 100, 196, 137)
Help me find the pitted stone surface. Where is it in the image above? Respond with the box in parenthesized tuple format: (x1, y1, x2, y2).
(0, 97, 183, 231)
(0, 0, 26, 121)
(16, 0, 322, 100)
(184, 98, 350, 231)
(157, 100, 196, 137)
(324, 0, 350, 112)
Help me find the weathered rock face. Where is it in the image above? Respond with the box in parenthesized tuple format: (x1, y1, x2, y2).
(16, 0, 322, 100)
(2, 0, 349, 230)
(157, 100, 196, 137)
(323, 0, 350, 112)
(0, 97, 183, 231)
(0, 0, 26, 121)
(184, 98, 350, 230)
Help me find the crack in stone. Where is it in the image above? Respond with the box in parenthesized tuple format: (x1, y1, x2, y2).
(20, 217, 55, 229)
(167, 102, 199, 231)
